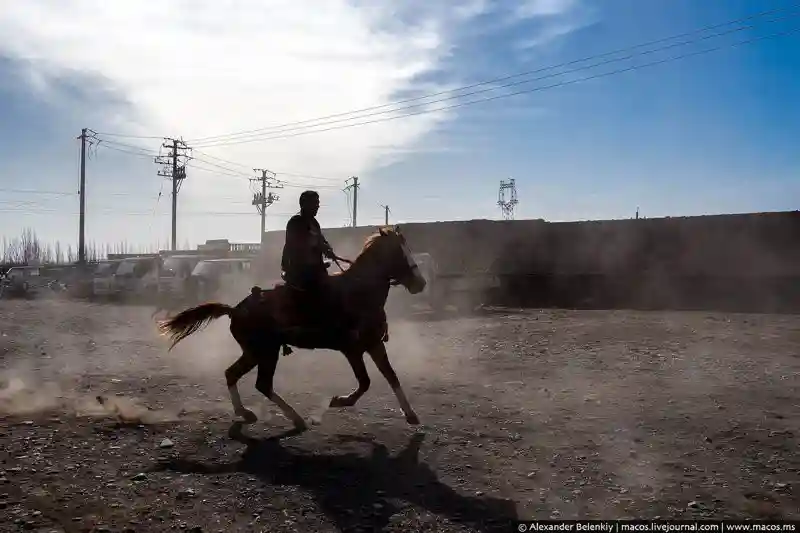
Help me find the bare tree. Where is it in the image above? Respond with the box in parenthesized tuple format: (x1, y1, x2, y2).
(54, 241, 64, 264)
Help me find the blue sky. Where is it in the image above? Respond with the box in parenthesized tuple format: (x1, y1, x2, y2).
(0, 0, 798, 252)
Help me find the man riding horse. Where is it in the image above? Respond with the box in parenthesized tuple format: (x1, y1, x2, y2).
(281, 190, 339, 288)
(280, 190, 357, 342)
(280, 190, 389, 346)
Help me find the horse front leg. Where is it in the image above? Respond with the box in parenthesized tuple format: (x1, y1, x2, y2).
(366, 341, 420, 425)
(329, 350, 370, 408)
(253, 345, 307, 430)
(225, 352, 259, 423)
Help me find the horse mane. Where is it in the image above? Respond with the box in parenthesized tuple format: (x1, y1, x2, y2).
(330, 226, 399, 279)
(360, 226, 398, 253)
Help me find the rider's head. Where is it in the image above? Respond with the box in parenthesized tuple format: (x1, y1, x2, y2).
(299, 190, 320, 217)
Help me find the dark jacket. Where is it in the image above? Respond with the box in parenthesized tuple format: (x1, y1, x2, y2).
(281, 214, 334, 280)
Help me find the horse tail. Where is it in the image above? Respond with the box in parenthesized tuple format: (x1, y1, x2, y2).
(157, 302, 234, 350)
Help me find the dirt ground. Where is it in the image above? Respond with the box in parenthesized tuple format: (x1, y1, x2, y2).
(0, 298, 798, 532)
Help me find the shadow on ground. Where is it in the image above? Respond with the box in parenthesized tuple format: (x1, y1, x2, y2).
(157, 422, 518, 532)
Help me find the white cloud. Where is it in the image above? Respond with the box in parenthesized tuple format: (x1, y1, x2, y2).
(512, 0, 578, 19)
(505, 0, 594, 51)
(515, 18, 590, 50)
(0, 0, 488, 204)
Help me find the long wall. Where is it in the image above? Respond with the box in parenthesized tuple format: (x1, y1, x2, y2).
(258, 211, 800, 313)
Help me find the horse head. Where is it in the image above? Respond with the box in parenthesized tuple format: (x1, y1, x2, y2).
(355, 225, 426, 295)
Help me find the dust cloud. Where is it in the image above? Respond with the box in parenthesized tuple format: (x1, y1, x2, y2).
(0, 374, 177, 423)
(0, 251, 474, 425)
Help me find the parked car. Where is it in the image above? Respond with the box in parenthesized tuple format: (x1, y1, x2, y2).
(110, 256, 160, 302)
(91, 259, 125, 299)
(190, 258, 252, 301)
(157, 254, 205, 300)
(0, 266, 46, 298)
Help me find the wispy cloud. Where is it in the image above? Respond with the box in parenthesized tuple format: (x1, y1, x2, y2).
(0, 0, 487, 198)
(506, 0, 596, 51)
(512, 0, 579, 20)
(515, 17, 593, 50)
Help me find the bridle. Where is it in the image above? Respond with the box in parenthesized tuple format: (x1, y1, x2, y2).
(329, 237, 407, 287)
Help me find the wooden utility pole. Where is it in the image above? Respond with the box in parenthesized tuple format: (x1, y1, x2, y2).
(251, 169, 280, 244)
(171, 139, 178, 250)
(344, 176, 359, 227)
(77, 128, 88, 264)
(155, 138, 189, 250)
(380, 204, 390, 225)
(76, 128, 98, 265)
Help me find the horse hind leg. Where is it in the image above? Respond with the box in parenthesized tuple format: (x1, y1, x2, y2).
(366, 341, 420, 425)
(254, 345, 307, 430)
(329, 350, 370, 408)
(225, 352, 259, 423)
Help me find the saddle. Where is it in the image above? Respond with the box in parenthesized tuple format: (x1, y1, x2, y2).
(268, 261, 388, 349)
(276, 267, 355, 342)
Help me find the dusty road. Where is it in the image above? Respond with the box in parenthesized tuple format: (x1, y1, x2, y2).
(0, 298, 798, 532)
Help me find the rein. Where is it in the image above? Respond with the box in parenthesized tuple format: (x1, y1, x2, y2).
(330, 251, 401, 287)
(331, 256, 351, 272)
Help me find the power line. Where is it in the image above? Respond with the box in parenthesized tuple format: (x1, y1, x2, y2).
(187, 149, 345, 182)
(95, 137, 159, 154)
(92, 131, 166, 140)
(92, 136, 344, 187)
(95, 144, 155, 160)
(0, 187, 168, 199)
(0, 207, 305, 217)
(182, 7, 800, 148)
(0, 188, 76, 196)
(186, 160, 250, 180)
(272, 170, 342, 182)
(185, 24, 800, 147)
(184, 159, 342, 189)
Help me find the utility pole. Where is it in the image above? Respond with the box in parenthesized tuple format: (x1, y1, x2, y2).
(344, 176, 359, 227)
(76, 128, 97, 265)
(380, 204, 390, 225)
(155, 138, 190, 251)
(250, 169, 280, 244)
(78, 128, 87, 265)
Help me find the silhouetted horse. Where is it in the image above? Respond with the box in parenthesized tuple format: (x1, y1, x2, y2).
(157, 226, 427, 429)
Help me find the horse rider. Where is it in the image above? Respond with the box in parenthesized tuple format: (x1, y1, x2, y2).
(280, 190, 353, 336)
(282, 190, 338, 287)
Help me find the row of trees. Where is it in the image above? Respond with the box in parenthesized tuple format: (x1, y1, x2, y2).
(1, 228, 164, 266)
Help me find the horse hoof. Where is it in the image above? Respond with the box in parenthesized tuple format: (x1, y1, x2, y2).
(237, 409, 258, 424)
(406, 413, 421, 425)
(329, 396, 353, 408)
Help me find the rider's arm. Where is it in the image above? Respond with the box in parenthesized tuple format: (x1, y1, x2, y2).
(321, 237, 335, 259)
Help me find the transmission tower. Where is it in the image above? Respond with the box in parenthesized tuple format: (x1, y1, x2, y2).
(498, 178, 518, 220)
(250, 169, 281, 243)
(154, 138, 191, 250)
